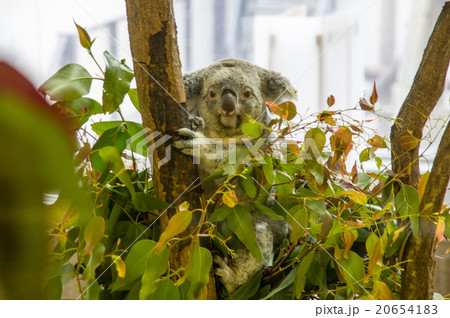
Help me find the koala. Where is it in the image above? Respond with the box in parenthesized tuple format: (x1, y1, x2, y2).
(174, 58, 294, 293)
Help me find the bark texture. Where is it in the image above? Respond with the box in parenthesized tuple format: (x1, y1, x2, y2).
(390, 2, 450, 187)
(125, 0, 217, 299)
(389, 2, 450, 300)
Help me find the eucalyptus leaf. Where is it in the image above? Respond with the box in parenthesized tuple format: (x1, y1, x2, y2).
(113, 240, 156, 291)
(227, 206, 261, 262)
(39, 63, 92, 101)
(103, 51, 134, 113)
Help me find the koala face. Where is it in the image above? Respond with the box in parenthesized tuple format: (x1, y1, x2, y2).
(184, 59, 294, 138)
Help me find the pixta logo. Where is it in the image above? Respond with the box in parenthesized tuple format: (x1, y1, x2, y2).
(127, 128, 172, 169)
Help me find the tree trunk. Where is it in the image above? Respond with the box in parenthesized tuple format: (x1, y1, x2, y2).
(125, 0, 217, 299)
(390, 2, 450, 299)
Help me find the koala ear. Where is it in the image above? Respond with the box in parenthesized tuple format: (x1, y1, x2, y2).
(183, 70, 203, 114)
(257, 67, 295, 103)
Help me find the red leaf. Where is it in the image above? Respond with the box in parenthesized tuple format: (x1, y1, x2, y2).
(370, 81, 378, 105)
(317, 111, 336, 126)
(350, 125, 362, 133)
(436, 217, 445, 243)
(368, 135, 387, 149)
(327, 95, 335, 107)
(359, 98, 374, 111)
(267, 101, 297, 121)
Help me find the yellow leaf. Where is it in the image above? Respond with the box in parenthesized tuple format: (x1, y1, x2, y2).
(343, 230, 357, 259)
(222, 190, 238, 208)
(339, 191, 367, 206)
(111, 255, 126, 278)
(370, 281, 392, 300)
(418, 172, 430, 199)
(391, 225, 406, 246)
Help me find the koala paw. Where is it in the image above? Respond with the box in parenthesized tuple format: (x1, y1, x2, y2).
(214, 255, 236, 292)
(173, 128, 199, 156)
(176, 127, 198, 138)
(190, 116, 205, 130)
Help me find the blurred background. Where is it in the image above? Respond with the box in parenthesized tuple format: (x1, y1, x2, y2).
(0, 0, 449, 294)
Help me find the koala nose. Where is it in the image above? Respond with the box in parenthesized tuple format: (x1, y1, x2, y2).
(221, 90, 236, 116)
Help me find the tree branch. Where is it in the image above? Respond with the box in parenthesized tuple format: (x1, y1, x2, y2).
(389, 2, 450, 299)
(390, 2, 450, 187)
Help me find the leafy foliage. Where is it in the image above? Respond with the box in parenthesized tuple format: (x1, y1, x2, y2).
(35, 24, 449, 300)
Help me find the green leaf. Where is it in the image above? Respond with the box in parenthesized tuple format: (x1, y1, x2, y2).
(444, 211, 450, 238)
(91, 121, 144, 139)
(123, 224, 149, 247)
(337, 250, 365, 292)
(82, 243, 105, 281)
(359, 147, 375, 162)
(238, 167, 257, 197)
(86, 280, 99, 300)
(132, 192, 169, 211)
(113, 240, 156, 291)
(102, 51, 134, 113)
(251, 202, 284, 220)
(139, 246, 169, 299)
(91, 125, 131, 173)
(261, 264, 299, 299)
(305, 159, 324, 185)
(98, 146, 135, 195)
(185, 239, 212, 299)
(275, 173, 293, 195)
(58, 264, 75, 285)
(286, 205, 308, 243)
(294, 250, 315, 298)
(262, 154, 274, 184)
(375, 156, 382, 169)
(385, 225, 406, 258)
(410, 215, 419, 238)
(227, 206, 261, 262)
(242, 121, 261, 138)
(306, 258, 323, 287)
(60, 97, 103, 126)
(305, 128, 326, 155)
(0, 70, 88, 298)
(39, 63, 92, 101)
(318, 211, 334, 242)
(231, 271, 262, 300)
(146, 278, 180, 300)
(209, 205, 233, 222)
(128, 88, 140, 112)
(83, 216, 105, 255)
(395, 185, 420, 217)
(44, 276, 62, 300)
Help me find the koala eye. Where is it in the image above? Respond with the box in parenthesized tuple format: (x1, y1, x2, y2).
(242, 90, 252, 99)
(209, 90, 216, 98)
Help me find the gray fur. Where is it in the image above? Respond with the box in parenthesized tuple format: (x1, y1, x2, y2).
(174, 58, 293, 293)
